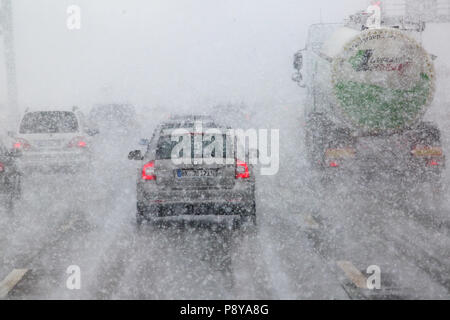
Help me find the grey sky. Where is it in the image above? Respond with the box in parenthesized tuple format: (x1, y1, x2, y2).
(0, 0, 366, 113)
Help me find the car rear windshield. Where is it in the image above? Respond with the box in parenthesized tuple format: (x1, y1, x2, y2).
(19, 111, 79, 134)
(156, 134, 230, 160)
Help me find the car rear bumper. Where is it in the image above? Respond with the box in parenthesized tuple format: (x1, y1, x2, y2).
(141, 213, 242, 225)
(137, 212, 256, 229)
(139, 199, 254, 213)
(17, 152, 91, 173)
(138, 183, 254, 207)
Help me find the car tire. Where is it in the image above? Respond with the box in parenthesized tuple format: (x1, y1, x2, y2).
(136, 212, 144, 227)
(136, 202, 146, 226)
(4, 194, 14, 213)
(136, 202, 160, 227)
(238, 200, 257, 231)
(12, 174, 22, 201)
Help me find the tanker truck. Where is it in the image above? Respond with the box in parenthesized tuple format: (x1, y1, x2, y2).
(293, 10, 445, 194)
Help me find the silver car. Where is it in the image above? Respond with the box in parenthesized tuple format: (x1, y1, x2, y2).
(12, 108, 96, 174)
(128, 116, 256, 229)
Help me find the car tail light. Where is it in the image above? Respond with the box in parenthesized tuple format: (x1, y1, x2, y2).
(236, 160, 250, 179)
(68, 137, 87, 148)
(142, 161, 156, 180)
(0, 163, 4, 173)
(13, 138, 31, 150)
(329, 161, 339, 168)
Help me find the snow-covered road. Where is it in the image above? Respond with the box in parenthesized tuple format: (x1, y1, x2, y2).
(1, 99, 449, 300)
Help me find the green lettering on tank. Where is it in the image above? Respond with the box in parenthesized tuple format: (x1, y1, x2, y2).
(348, 50, 369, 71)
(334, 73, 430, 130)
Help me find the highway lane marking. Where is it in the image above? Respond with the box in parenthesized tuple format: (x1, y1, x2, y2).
(336, 261, 367, 289)
(0, 269, 29, 298)
(287, 213, 320, 229)
(304, 215, 320, 229)
(60, 218, 77, 232)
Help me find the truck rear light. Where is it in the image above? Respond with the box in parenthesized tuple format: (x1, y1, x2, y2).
(329, 161, 339, 168)
(68, 137, 87, 148)
(13, 138, 31, 150)
(411, 145, 443, 157)
(427, 159, 440, 167)
(236, 160, 250, 179)
(142, 161, 156, 180)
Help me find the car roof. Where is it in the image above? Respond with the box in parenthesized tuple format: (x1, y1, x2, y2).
(22, 107, 80, 114)
(159, 115, 228, 129)
(168, 114, 214, 122)
(90, 104, 135, 112)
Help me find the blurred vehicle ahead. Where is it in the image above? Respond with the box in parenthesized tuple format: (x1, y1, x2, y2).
(0, 137, 22, 210)
(294, 10, 445, 202)
(88, 104, 139, 135)
(88, 104, 141, 163)
(129, 115, 256, 229)
(11, 108, 96, 174)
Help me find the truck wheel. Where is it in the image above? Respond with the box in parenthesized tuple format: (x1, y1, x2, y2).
(429, 179, 443, 211)
(305, 114, 330, 170)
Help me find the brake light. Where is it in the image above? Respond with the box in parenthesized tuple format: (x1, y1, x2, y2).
(236, 160, 250, 179)
(427, 159, 440, 167)
(68, 137, 87, 148)
(329, 161, 339, 167)
(13, 138, 31, 150)
(0, 163, 4, 172)
(142, 161, 156, 180)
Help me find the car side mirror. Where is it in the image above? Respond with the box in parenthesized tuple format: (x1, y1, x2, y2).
(293, 50, 304, 72)
(86, 128, 100, 136)
(293, 49, 306, 88)
(128, 150, 144, 160)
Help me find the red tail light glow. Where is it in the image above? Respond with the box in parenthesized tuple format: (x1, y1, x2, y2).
(329, 161, 339, 168)
(236, 160, 250, 179)
(0, 163, 4, 172)
(68, 137, 87, 148)
(427, 160, 440, 167)
(13, 139, 31, 150)
(142, 161, 156, 180)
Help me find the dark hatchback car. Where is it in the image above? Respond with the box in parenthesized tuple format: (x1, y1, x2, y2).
(128, 116, 257, 229)
(0, 137, 22, 210)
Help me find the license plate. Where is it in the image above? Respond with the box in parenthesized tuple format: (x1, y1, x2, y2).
(176, 169, 218, 178)
(36, 140, 60, 148)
